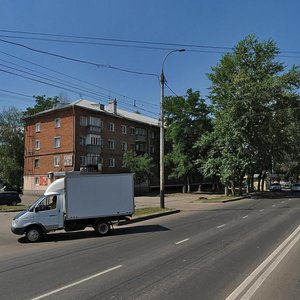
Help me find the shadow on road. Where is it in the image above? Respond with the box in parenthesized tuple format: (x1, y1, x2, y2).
(17, 224, 170, 244)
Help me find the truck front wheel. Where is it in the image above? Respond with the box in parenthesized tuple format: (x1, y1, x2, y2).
(26, 226, 42, 243)
(95, 221, 110, 236)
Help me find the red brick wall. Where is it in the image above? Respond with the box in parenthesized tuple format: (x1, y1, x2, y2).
(24, 108, 74, 175)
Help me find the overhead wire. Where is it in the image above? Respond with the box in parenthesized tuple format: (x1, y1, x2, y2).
(1, 30, 300, 56)
(0, 38, 159, 77)
(0, 50, 158, 108)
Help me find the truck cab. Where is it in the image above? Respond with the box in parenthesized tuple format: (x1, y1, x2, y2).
(12, 178, 65, 242)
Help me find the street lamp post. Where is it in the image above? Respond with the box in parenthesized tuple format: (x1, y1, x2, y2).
(160, 49, 185, 209)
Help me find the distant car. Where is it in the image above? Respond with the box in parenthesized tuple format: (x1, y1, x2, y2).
(0, 191, 22, 205)
(270, 183, 281, 192)
(291, 183, 300, 192)
(281, 182, 291, 189)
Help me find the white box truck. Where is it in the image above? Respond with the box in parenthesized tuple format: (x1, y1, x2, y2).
(11, 173, 134, 242)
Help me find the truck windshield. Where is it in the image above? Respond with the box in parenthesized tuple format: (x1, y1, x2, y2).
(28, 196, 45, 212)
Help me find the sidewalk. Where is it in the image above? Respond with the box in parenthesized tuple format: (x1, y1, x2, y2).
(20, 192, 240, 211)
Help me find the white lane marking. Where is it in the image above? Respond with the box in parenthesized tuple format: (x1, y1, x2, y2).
(241, 231, 300, 299)
(226, 224, 300, 300)
(281, 201, 285, 204)
(175, 238, 190, 245)
(272, 205, 276, 207)
(242, 215, 248, 219)
(31, 265, 123, 300)
(217, 224, 226, 229)
(259, 209, 264, 212)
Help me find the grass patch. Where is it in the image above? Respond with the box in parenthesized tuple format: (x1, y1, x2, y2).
(0, 205, 27, 211)
(134, 207, 171, 217)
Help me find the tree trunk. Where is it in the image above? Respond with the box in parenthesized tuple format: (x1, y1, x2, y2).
(187, 176, 191, 193)
(198, 183, 202, 192)
(257, 173, 262, 192)
(225, 184, 229, 196)
(231, 181, 236, 196)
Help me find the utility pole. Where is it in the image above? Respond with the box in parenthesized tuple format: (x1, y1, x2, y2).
(160, 49, 185, 208)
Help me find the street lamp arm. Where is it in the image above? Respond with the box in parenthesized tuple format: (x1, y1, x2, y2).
(161, 49, 186, 76)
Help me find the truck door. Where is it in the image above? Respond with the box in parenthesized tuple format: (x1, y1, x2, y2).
(34, 195, 62, 231)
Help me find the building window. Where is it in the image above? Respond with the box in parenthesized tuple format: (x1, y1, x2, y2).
(122, 159, 126, 168)
(86, 134, 101, 145)
(80, 116, 87, 126)
(86, 153, 100, 165)
(136, 128, 146, 135)
(80, 136, 86, 146)
(130, 127, 135, 135)
(108, 122, 115, 132)
(54, 156, 60, 167)
(35, 140, 40, 150)
(108, 140, 115, 150)
(34, 159, 40, 168)
(34, 177, 39, 186)
(150, 145, 155, 153)
(80, 156, 87, 166)
(108, 158, 115, 167)
(54, 137, 61, 148)
(130, 143, 135, 151)
(89, 116, 101, 127)
(121, 141, 127, 151)
(54, 118, 61, 128)
(121, 125, 127, 134)
(136, 143, 144, 151)
(35, 122, 41, 132)
(150, 131, 155, 139)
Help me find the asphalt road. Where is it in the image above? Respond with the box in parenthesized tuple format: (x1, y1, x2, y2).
(1, 192, 300, 300)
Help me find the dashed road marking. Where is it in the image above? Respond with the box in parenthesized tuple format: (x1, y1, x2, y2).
(175, 238, 190, 245)
(217, 224, 226, 229)
(242, 215, 248, 219)
(31, 265, 123, 300)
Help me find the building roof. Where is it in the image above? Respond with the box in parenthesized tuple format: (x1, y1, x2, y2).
(26, 99, 159, 127)
(75, 99, 159, 126)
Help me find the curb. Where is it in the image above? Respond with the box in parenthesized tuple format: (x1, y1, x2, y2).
(222, 196, 246, 203)
(118, 209, 180, 225)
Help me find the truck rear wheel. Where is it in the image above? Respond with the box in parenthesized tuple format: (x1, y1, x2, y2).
(95, 221, 110, 236)
(26, 226, 42, 243)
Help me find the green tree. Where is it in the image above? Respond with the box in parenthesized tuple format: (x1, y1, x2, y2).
(163, 89, 211, 192)
(123, 150, 153, 184)
(24, 95, 59, 117)
(200, 34, 300, 195)
(0, 107, 24, 192)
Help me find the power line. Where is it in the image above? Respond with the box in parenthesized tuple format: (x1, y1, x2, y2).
(0, 50, 159, 108)
(0, 38, 159, 77)
(0, 68, 160, 117)
(0, 29, 233, 50)
(1, 30, 300, 56)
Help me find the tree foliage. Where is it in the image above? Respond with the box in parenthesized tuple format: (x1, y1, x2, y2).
(163, 89, 211, 192)
(0, 107, 24, 192)
(24, 95, 59, 117)
(198, 34, 300, 194)
(123, 150, 154, 184)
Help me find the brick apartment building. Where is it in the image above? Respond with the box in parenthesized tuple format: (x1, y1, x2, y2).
(23, 99, 160, 194)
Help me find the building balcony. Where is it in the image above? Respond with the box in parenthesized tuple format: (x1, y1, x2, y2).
(135, 134, 146, 142)
(86, 144, 101, 154)
(87, 125, 101, 134)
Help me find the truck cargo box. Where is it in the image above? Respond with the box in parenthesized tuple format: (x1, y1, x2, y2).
(65, 173, 134, 220)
